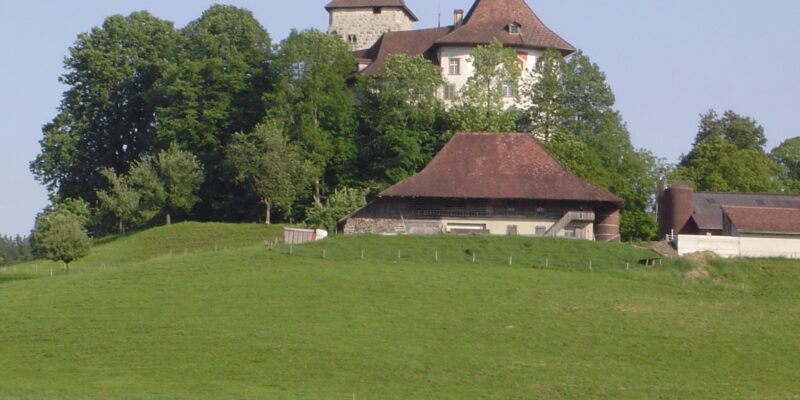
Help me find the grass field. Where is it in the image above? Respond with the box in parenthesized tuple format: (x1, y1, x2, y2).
(0, 223, 798, 399)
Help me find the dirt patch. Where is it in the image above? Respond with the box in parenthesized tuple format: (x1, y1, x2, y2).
(683, 251, 720, 267)
(646, 241, 680, 258)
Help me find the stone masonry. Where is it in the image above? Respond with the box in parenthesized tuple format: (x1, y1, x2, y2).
(328, 8, 414, 51)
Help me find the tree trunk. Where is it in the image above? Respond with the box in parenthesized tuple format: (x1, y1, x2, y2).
(165, 212, 172, 225)
(264, 199, 271, 225)
(65, 262, 70, 275)
(118, 220, 124, 235)
(314, 179, 322, 205)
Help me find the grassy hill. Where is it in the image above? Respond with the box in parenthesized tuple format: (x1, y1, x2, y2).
(0, 223, 798, 399)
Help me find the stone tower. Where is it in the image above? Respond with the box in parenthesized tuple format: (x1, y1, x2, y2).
(325, 0, 418, 51)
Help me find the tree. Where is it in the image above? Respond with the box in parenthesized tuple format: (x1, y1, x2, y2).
(157, 5, 274, 221)
(96, 169, 142, 234)
(31, 12, 178, 203)
(450, 39, 522, 133)
(129, 145, 204, 225)
(226, 122, 317, 224)
(523, 49, 663, 240)
(304, 187, 367, 232)
(518, 47, 565, 140)
(267, 29, 356, 202)
(693, 109, 767, 151)
(355, 54, 448, 183)
(30, 210, 92, 274)
(675, 136, 780, 193)
(771, 137, 800, 192)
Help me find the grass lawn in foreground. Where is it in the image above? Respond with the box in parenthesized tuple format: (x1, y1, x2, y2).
(0, 223, 798, 399)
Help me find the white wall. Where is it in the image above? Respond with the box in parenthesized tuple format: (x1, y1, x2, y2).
(677, 235, 800, 259)
(438, 45, 543, 110)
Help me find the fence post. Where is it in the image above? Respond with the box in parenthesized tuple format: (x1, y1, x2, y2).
(508, 255, 513, 266)
(435, 250, 439, 262)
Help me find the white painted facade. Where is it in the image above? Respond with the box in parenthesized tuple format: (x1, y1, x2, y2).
(328, 7, 414, 51)
(438, 45, 543, 109)
(676, 235, 800, 259)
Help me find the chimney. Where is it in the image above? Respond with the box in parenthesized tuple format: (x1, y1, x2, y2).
(454, 9, 464, 26)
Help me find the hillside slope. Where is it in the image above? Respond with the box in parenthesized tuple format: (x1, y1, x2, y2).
(0, 223, 798, 399)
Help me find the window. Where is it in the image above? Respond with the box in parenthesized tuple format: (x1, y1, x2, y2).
(448, 58, 461, 75)
(507, 225, 519, 236)
(564, 227, 577, 238)
(443, 83, 456, 100)
(347, 34, 357, 45)
(509, 23, 520, 34)
(502, 84, 515, 97)
(535, 226, 546, 236)
(373, 7, 382, 14)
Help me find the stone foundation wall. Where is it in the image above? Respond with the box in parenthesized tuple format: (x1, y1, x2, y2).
(342, 217, 407, 235)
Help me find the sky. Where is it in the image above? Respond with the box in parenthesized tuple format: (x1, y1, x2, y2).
(1, 0, 799, 236)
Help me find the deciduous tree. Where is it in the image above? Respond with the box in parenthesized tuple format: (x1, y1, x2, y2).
(304, 187, 367, 232)
(226, 122, 317, 224)
(770, 137, 800, 192)
(30, 210, 92, 274)
(355, 54, 448, 183)
(129, 145, 204, 225)
(96, 169, 142, 234)
(450, 39, 521, 133)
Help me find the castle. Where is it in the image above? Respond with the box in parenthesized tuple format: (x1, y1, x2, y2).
(325, 0, 575, 107)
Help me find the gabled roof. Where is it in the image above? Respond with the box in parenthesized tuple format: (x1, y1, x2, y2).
(693, 192, 800, 231)
(325, 0, 418, 22)
(358, 27, 453, 75)
(380, 132, 623, 205)
(434, 0, 575, 53)
(722, 206, 800, 235)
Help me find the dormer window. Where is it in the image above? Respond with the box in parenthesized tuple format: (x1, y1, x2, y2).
(508, 23, 520, 34)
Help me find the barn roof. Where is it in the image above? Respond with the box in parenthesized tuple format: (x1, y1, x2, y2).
(722, 206, 800, 235)
(380, 132, 623, 205)
(692, 192, 800, 231)
(325, 0, 418, 21)
(434, 0, 575, 53)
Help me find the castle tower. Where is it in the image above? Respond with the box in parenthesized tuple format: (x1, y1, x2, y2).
(325, 0, 418, 51)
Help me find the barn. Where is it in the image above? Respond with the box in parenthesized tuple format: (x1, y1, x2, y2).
(339, 132, 624, 241)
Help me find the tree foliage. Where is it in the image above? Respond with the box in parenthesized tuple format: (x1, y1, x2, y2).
(676, 110, 780, 193)
(226, 122, 317, 224)
(0, 235, 33, 266)
(771, 137, 800, 192)
(524, 50, 663, 240)
(30, 210, 92, 273)
(268, 29, 356, 200)
(450, 39, 521, 132)
(96, 169, 142, 234)
(304, 187, 367, 232)
(355, 54, 449, 183)
(31, 11, 178, 202)
(129, 145, 205, 225)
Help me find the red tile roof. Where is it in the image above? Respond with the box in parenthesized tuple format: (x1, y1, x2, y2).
(722, 206, 800, 235)
(434, 0, 575, 53)
(358, 27, 453, 75)
(325, 0, 418, 21)
(380, 132, 623, 205)
(692, 192, 800, 231)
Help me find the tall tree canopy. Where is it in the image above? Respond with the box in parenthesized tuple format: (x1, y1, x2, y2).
(158, 5, 273, 221)
(30, 209, 92, 274)
(450, 39, 521, 132)
(355, 54, 448, 184)
(521, 49, 662, 240)
(771, 137, 800, 192)
(267, 29, 356, 202)
(31, 12, 178, 202)
(676, 110, 780, 193)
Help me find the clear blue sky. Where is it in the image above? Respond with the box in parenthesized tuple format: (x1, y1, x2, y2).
(1, 0, 799, 236)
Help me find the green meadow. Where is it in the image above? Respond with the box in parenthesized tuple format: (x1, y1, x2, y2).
(0, 223, 798, 399)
